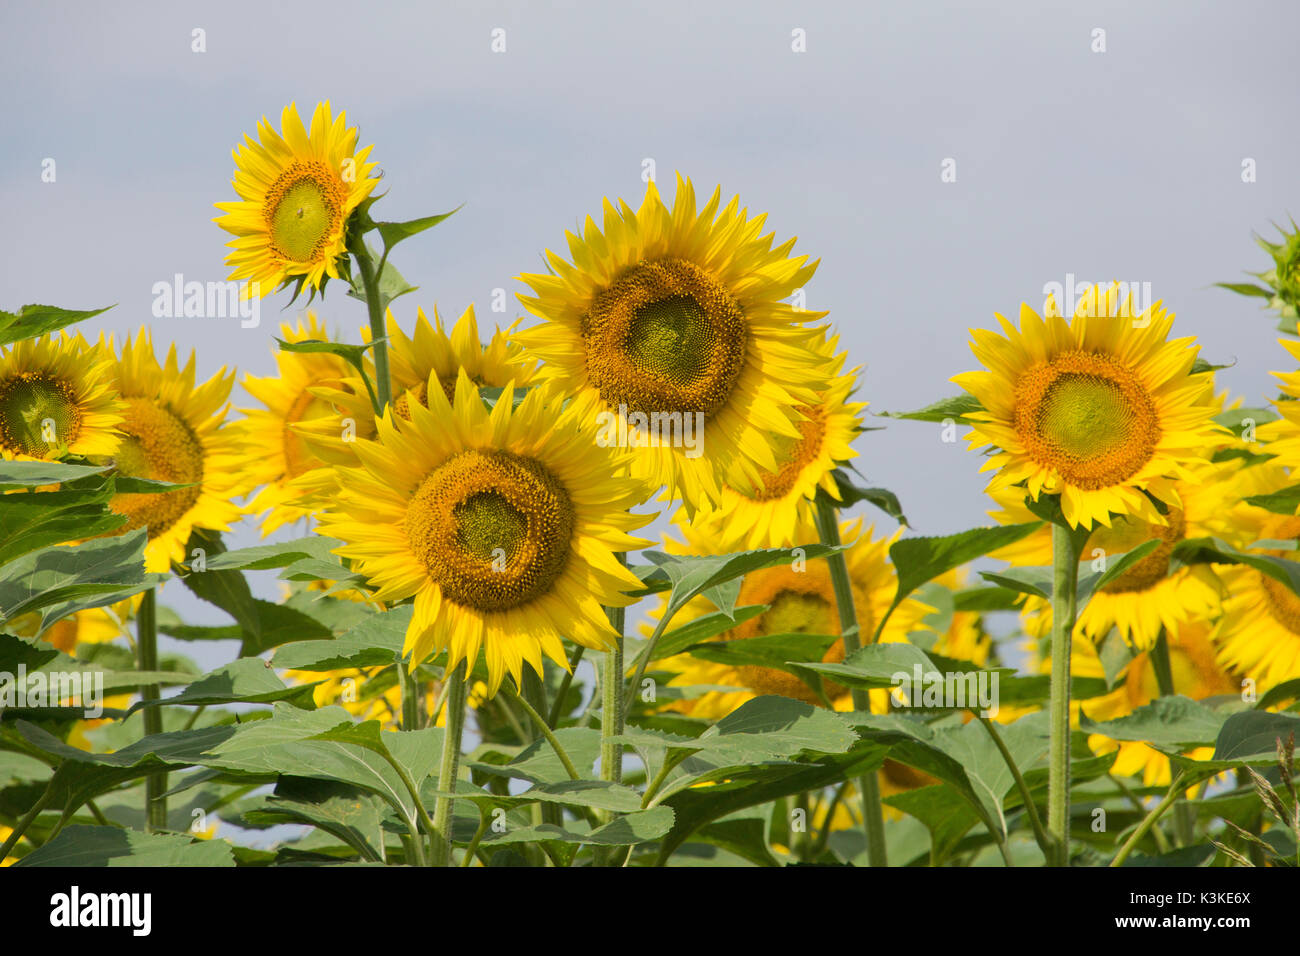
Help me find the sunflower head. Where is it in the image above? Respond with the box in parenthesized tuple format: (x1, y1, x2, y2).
(97, 329, 247, 571)
(953, 282, 1225, 529)
(214, 102, 379, 298)
(0, 333, 124, 461)
(319, 374, 653, 696)
(513, 174, 830, 514)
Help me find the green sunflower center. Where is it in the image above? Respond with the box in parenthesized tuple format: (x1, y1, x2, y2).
(762, 590, 834, 635)
(405, 449, 574, 612)
(264, 161, 346, 264)
(0, 373, 81, 457)
(581, 258, 748, 418)
(1013, 351, 1161, 490)
(108, 397, 205, 539)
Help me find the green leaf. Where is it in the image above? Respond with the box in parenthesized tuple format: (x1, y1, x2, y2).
(245, 777, 389, 862)
(951, 586, 1024, 612)
(885, 522, 1042, 628)
(176, 528, 259, 639)
(203, 535, 347, 573)
(1172, 537, 1300, 596)
(272, 605, 410, 670)
(884, 783, 980, 864)
(346, 248, 418, 313)
(876, 394, 983, 425)
(980, 540, 1162, 605)
(0, 528, 162, 624)
(828, 470, 908, 526)
(469, 728, 602, 786)
(1213, 710, 1300, 762)
(1079, 696, 1227, 750)
(15, 825, 233, 867)
(1214, 282, 1275, 300)
(0, 304, 112, 347)
(683, 631, 839, 675)
(274, 340, 380, 411)
(1214, 407, 1278, 431)
(0, 485, 126, 566)
(479, 806, 675, 848)
(1244, 486, 1300, 515)
(126, 658, 318, 714)
(374, 207, 460, 253)
(646, 605, 768, 662)
(642, 544, 845, 619)
(0, 461, 109, 487)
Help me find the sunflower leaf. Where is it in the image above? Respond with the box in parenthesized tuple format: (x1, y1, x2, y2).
(1214, 281, 1276, 300)
(828, 470, 909, 526)
(875, 394, 983, 425)
(14, 825, 234, 867)
(0, 304, 113, 348)
(0, 529, 162, 623)
(374, 207, 461, 255)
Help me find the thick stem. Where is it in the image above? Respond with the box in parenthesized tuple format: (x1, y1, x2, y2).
(137, 588, 166, 833)
(1149, 630, 1194, 845)
(602, 631, 626, 786)
(1048, 522, 1080, 866)
(1110, 772, 1189, 867)
(430, 660, 468, 867)
(814, 495, 887, 867)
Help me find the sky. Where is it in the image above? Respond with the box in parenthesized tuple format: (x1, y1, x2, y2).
(2, 0, 1299, 669)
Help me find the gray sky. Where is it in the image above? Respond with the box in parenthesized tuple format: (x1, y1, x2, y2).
(3, 0, 1299, 661)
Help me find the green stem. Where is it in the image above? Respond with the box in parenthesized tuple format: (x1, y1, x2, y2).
(508, 685, 581, 781)
(977, 713, 1053, 861)
(1110, 772, 1189, 867)
(137, 588, 166, 833)
(602, 640, 625, 787)
(813, 495, 887, 867)
(1047, 522, 1079, 866)
(462, 806, 491, 867)
(548, 644, 585, 728)
(353, 243, 392, 410)
(430, 660, 468, 867)
(0, 779, 53, 862)
(624, 612, 672, 713)
(1149, 630, 1195, 845)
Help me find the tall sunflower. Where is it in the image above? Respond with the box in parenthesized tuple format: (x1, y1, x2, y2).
(0, 333, 124, 461)
(317, 374, 653, 696)
(234, 312, 368, 534)
(214, 102, 379, 297)
(98, 330, 246, 572)
(953, 283, 1224, 529)
(513, 174, 829, 513)
(679, 329, 865, 550)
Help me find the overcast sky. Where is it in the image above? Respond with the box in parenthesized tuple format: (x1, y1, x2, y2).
(3, 0, 1299, 662)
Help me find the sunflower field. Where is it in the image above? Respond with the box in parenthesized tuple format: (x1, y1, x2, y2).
(2, 91, 1299, 879)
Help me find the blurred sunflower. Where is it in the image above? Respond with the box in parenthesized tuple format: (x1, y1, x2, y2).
(1080, 621, 1238, 786)
(0, 333, 124, 461)
(953, 283, 1224, 529)
(989, 458, 1244, 650)
(318, 375, 652, 696)
(1211, 510, 1300, 690)
(282, 665, 489, 729)
(514, 174, 829, 513)
(8, 596, 136, 655)
(678, 329, 864, 550)
(234, 312, 368, 534)
(214, 101, 379, 297)
(1257, 337, 1300, 467)
(656, 518, 932, 719)
(98, 330, 246, 572)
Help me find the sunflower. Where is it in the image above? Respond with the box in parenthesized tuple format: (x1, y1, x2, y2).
(989, 458, 1245, 650)
(317, 374, 653, 696)
(8, 595, 136, 655)
(513, 174, 830, 513)
(1080, 621, 1238, 786)
(96, 330, 246, 572)
(1211, 509, 1300, 691)
(234, 312, 369, 534)
(953, 283, 1224, 530)
(214, 101, 379, 298)
(656, 518, 933, 720)
(281, 664, 488, 729)
(0, 333, 124, 461)
(290, 304, 532, 513)
(677, 329, 864, 550)
(1256, 337, 1300, 468)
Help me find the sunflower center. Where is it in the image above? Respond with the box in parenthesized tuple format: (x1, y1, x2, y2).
(264, 162, 345, 263)
(581, 258, 748, 418)
(1013, 351, 1160, 490)
(404, 449, 574, 612)
(0, 373, 81, 457)
(109, 397, 205, 538)
(725, 569, 859, 704)
(753, 406, 827, 500)
(1096, 509, 1185, 594)
(1261, 572, 1300, 636)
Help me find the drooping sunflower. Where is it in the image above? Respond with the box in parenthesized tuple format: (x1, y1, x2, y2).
(0, 333, 124, 461)
(1080, 620, 1238, 786)
(317, 374, 653, 696)
(655, 518, 933, 720)
(953, 283, 1225, 529)
(989, 458, 1245, 650)
(97, 330, 246, 572)
(214, 102, 379, 297)
(513, 174, 830, 513)
(234, 312, 370, 534)
(678, 329, 865, 550)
